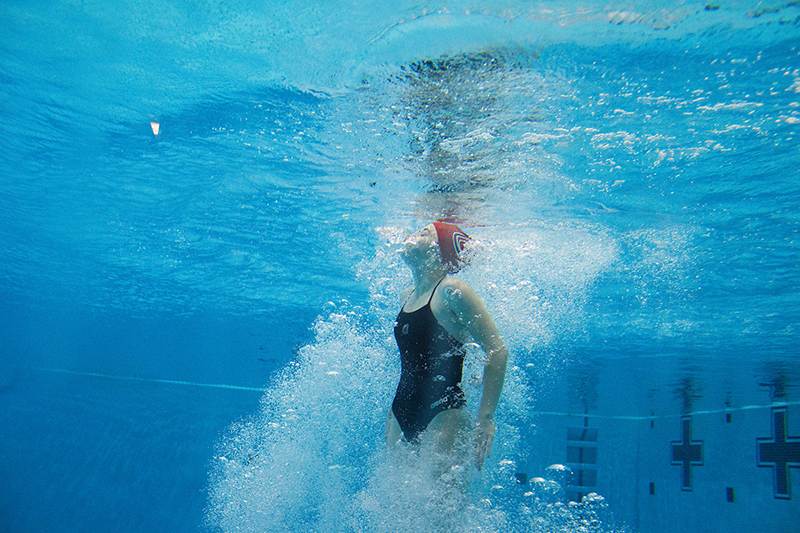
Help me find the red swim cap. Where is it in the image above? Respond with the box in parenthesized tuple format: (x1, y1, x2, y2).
(433, 222, 471, 272)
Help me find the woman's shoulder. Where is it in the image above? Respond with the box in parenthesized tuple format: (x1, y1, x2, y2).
(438, 276, 480, 305)
(440, 275, 472, 290)
(434, 276, 489, 327)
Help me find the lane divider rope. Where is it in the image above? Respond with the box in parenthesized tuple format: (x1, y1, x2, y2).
(532, 401, 800, 421)
(40, 367, 266, 392)
(35, 368, 799, 418)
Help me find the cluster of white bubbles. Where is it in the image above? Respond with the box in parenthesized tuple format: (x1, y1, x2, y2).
(205, 223, 630, 532)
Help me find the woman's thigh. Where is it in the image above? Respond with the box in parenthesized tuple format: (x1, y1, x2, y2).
(423, 408, 471, 452)
(385, 409, 403, 447)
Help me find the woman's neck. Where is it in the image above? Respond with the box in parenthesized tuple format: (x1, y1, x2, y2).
(409, 264, 446, 296)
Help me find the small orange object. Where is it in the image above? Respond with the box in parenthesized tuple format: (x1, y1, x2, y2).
(150, 122, 160, 136)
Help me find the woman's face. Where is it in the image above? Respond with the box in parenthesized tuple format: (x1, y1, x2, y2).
(400, 224, 439, 264)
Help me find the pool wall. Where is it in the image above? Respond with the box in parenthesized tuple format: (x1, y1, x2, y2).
(526, 356, 799, 531)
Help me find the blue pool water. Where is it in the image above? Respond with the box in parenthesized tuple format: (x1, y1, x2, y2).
(1, 1, 799, 531)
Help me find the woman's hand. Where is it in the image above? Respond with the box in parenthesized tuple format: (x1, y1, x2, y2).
(474, 418, 496, 470)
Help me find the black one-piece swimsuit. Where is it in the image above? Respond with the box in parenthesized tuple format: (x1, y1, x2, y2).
(391, 279, 467, 442)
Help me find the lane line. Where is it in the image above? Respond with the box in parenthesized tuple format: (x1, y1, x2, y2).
(532, 401, 800, 421)
(40, 367, 266, 392)
(36, 368, 799, 419)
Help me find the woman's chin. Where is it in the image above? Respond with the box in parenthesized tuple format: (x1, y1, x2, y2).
(399, 249, 417, 267)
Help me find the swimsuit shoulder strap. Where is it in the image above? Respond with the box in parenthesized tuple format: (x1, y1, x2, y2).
(426, 277, 446, 305)
(400, 277, 447, 313)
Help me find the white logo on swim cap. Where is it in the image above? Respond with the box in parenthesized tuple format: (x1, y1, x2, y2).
(453, 231, 469, 256)
(402, 323, 409, 335)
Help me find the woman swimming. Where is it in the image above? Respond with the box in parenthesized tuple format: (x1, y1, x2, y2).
(386, 222, 508, 470)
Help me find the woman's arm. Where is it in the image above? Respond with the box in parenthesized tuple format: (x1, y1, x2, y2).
(443, 279, 508, 470)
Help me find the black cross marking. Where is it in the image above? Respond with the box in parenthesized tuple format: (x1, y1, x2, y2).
(671, 416, 703, 491)
(758, 407, 800, 500)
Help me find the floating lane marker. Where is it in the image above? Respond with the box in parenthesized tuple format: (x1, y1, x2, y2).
(41, 367, 266, 392)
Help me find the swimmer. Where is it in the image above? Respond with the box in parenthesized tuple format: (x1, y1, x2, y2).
(386, 222, 508, 470)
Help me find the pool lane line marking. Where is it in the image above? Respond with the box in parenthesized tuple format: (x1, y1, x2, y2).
(532, 401, 800, 421)
(40, 367, 266, 392)
(35, 368, 800, 417)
